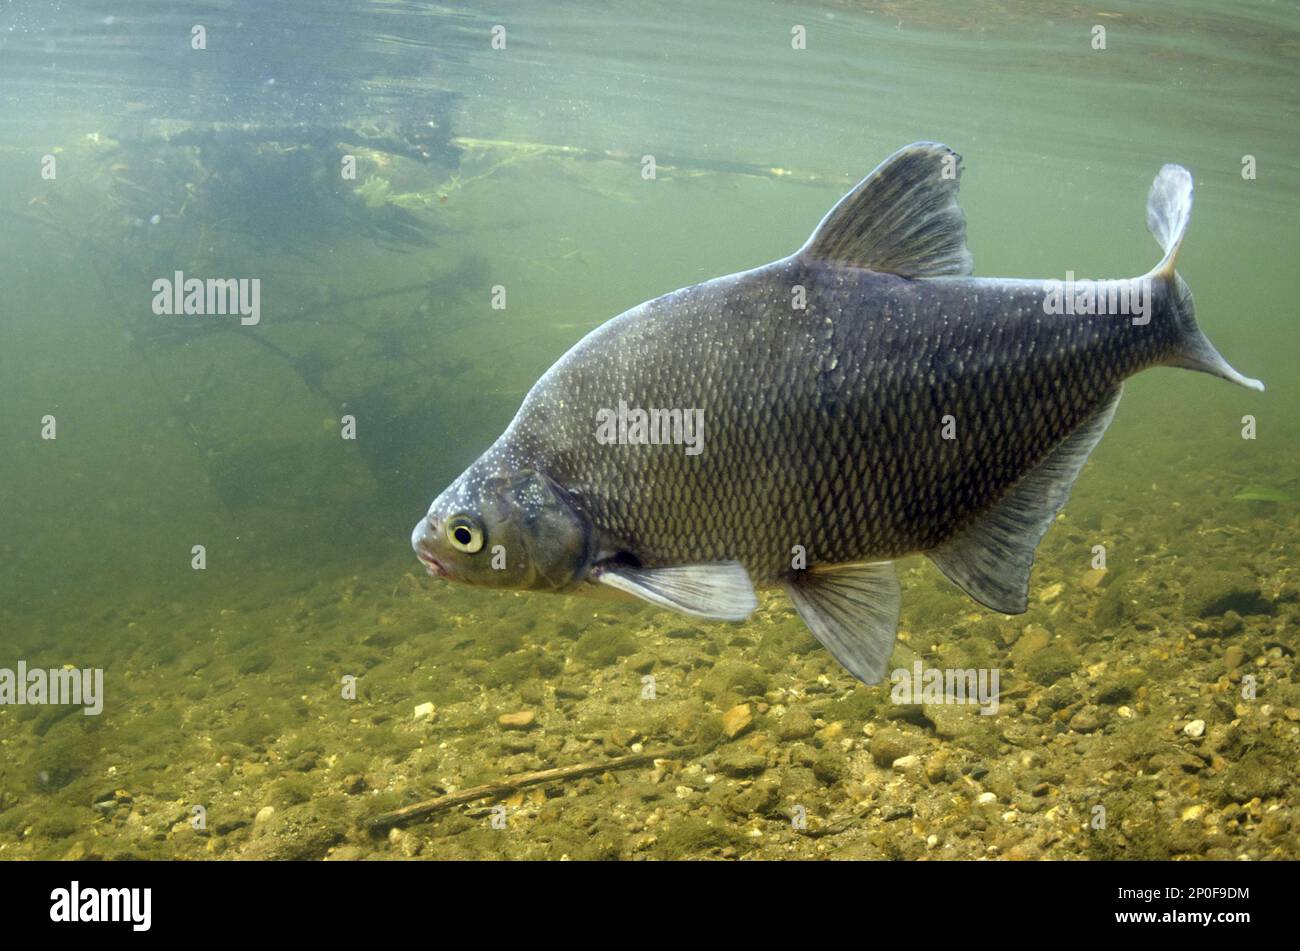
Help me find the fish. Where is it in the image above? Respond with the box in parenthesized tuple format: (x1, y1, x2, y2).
(411, 142, 1263, 685)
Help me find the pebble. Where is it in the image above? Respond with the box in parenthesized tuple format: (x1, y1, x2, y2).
(498, 710, 537, 730)
(1009, 624, 1051, 665)
(1068, 707, 1102, 733)
(326, 845, 365, 861)
(721, 703, 754, 739)
(413, 701, 435, 720)
(717, 747, 768, 777)
(975, 792, 997, 805)
(1081, 568, 1110, 591)
(776, 706, 816, 741)
(891, 754, 923, 779)
(1183, 719, 1206, 738)
(1223, 645, 1246, 669)
(925, 752, 950, 783)
(1039, 582, 1064, 603)
(254, 806, 275, 829)
(815, 721, 844, 744)
(869, 728, 916, 767)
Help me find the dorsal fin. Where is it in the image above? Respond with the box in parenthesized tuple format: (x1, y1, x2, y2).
(797, 142, 973, 277)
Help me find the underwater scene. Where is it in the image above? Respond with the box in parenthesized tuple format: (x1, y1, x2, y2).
(0, 0, 1297, 864)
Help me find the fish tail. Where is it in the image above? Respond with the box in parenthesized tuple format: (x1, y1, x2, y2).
(1145, 164, 1264, 392)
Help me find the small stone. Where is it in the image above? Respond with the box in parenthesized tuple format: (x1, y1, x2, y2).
(1185, 571, 1273, 619)
(254, 806, 275, 828)
(1223, 645, 1246, 669)
(1068, 706, 1102, 733)
(1260, 811, 1291, 840)
(720, 703, 754, 739)
(815, 720, 844, 744)
(625, 653, 657, 674)
(413, 701, 435, 720)
(1096, 668, 1145, 704)
(395, 830, 422, 857)
(608, 726, 639, 748)
(1180, 804, 1206, 822)
(891, 754, 923, 778)
(925, 751, 950, 783)
(812, 749, 847, 785)
(498, 710, 537, 730)
(1024, 643, 1078, 686)
(1283, 708, 1300, 723)
(1081, 568, 1110, 591)
(776, 706, 816, 741)
(717, 746, 768, 777)
(666, 625, 705, 639)
(326, 845, 365, 861)
(1039, 582, 1064, 603)
(1009, 625, 1052, 666)
(1183, 719, 1206, 738)
(975, 792, 997, 805)
(869, 728, 917, 767)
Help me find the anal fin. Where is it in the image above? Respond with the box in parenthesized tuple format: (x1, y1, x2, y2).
(783, 561, 900, 685)
(927, 386, 1123, 614)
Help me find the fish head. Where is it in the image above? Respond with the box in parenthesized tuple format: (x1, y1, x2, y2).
(412, 463, 591, 592)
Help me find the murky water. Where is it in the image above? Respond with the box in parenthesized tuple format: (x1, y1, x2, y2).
(1, 1, 1296, 860)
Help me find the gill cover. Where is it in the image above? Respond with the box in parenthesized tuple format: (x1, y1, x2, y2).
(491, 468, 591, 590)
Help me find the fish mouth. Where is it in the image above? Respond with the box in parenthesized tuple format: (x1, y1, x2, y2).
(411, 519, 449, 579)
(417, 550, 449, 579)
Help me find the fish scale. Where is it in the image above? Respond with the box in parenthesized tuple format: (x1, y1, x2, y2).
(414, 142, 1263, 684)
(512, 258, 1156, 579)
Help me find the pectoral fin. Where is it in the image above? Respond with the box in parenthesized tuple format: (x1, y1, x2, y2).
(592, 561, 757, 621)
(783, 561, 901, 685)
(927, 386, 1123, 614)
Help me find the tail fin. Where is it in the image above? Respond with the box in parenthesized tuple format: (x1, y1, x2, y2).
(1145, 164, 1264, 392)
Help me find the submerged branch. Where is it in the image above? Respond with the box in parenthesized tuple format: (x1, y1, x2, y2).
(367, 749, 664, 831)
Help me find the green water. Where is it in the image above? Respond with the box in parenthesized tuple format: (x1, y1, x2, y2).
(0, 1, 1296, 859)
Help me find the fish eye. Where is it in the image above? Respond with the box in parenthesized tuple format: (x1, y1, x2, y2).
(446, 514, 484, 554)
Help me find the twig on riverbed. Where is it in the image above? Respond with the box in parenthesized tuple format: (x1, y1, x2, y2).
(367, 749, 664, 832)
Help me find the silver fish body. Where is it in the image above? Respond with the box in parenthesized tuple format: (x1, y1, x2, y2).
(414, 143, 1262, 684)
